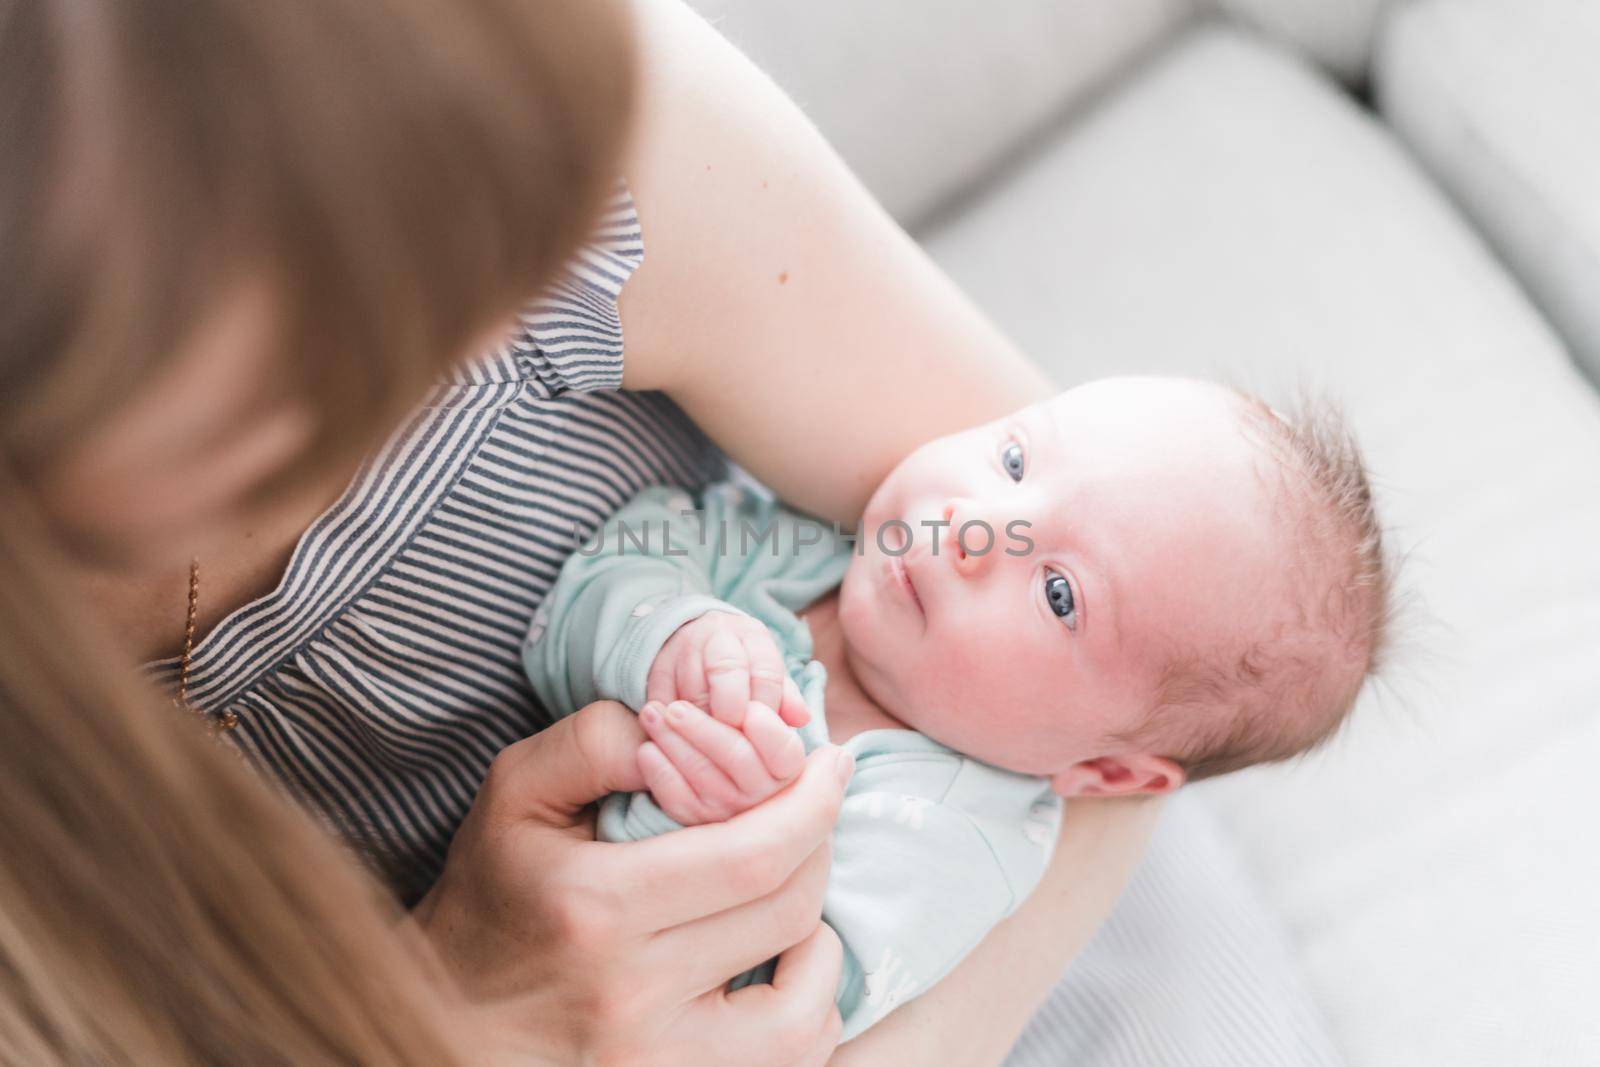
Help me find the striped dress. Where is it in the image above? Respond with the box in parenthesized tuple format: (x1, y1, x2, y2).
(151, 186, 1345, 1066)
(150, 187, 726, 902)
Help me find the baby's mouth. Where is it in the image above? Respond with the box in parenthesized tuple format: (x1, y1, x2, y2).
(890, 552, 924, 615)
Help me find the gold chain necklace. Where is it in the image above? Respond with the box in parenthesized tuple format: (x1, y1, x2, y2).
(174, 557, 239, 733)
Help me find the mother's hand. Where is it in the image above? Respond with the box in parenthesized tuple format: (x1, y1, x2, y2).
(410, 700, 852, 1066)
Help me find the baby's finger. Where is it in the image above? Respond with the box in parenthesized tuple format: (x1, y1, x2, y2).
(641, 701, 740, 811)
(645, 652, 680, 708)
(739, 628, 787, 721)
(675, 641, 711, 709)
(703, 626, 751, 727)
(744, 701, 807, 781)
(638, 741, 705, 826)
(777, 674, 812, 728)
(664, 700, 772, 796)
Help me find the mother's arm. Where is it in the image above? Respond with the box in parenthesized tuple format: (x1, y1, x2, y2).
(617, 1, 1161, 1060)
(617, 0, 1050, 522)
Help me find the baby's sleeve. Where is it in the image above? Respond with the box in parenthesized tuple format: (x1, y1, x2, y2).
(818, 754, 1064, 1041)
(521, 484, 752, 722)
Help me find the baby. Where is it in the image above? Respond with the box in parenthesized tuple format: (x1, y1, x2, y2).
(522, 374, 1390, 1040)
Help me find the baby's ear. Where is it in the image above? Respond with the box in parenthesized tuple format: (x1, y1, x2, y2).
(1050, 755, 1186, 798)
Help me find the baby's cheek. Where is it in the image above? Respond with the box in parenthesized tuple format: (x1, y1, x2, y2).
(924, 632, 1007, 703)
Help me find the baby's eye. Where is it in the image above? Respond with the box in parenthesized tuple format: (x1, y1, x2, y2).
(1044, 569, 1077, 630)
(1001, 439, 1025, 482)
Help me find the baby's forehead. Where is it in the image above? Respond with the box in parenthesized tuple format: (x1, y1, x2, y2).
(1019, 389, 1268, 500)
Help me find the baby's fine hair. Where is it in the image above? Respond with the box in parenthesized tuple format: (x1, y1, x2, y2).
(1126, 386, 1396, 783)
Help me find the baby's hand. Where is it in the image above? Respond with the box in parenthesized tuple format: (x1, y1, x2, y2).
(647, 610, 811, 728)
(636, 699, 808, 825)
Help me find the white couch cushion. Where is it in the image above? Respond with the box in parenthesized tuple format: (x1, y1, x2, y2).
(923, 24, 1600, 1065)
(688, 0, 1194, 226)
(1208, 0, 1392, 83)
(1377, 0, 1600, 390)
(1006, 793, 1343, 1067)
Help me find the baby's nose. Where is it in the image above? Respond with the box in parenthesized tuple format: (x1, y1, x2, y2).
(944, 499, 1000, 577)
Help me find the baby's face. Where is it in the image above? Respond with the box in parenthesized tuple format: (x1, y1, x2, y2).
(837, 376, 1291, 788)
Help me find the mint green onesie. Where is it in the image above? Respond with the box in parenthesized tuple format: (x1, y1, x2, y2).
(521, 478, 1063, 1041)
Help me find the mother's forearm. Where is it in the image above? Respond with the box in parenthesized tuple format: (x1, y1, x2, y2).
(829, 796, 1165, 1067)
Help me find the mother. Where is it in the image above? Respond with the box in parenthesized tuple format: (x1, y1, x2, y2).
(0, 0, 1159, 1063)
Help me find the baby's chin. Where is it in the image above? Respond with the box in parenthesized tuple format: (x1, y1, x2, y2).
(836, 553, 890, 639)
(910, 711, 1054, 775)
(860, 673, 1043, 770)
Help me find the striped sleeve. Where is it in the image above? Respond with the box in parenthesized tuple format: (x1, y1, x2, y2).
(509, 181, 644, 397)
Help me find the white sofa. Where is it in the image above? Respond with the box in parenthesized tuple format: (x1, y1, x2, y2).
(691, 1, 1600, 1063)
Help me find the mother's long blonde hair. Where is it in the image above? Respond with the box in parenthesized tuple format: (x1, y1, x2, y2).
(0, 0, 634, 1060)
